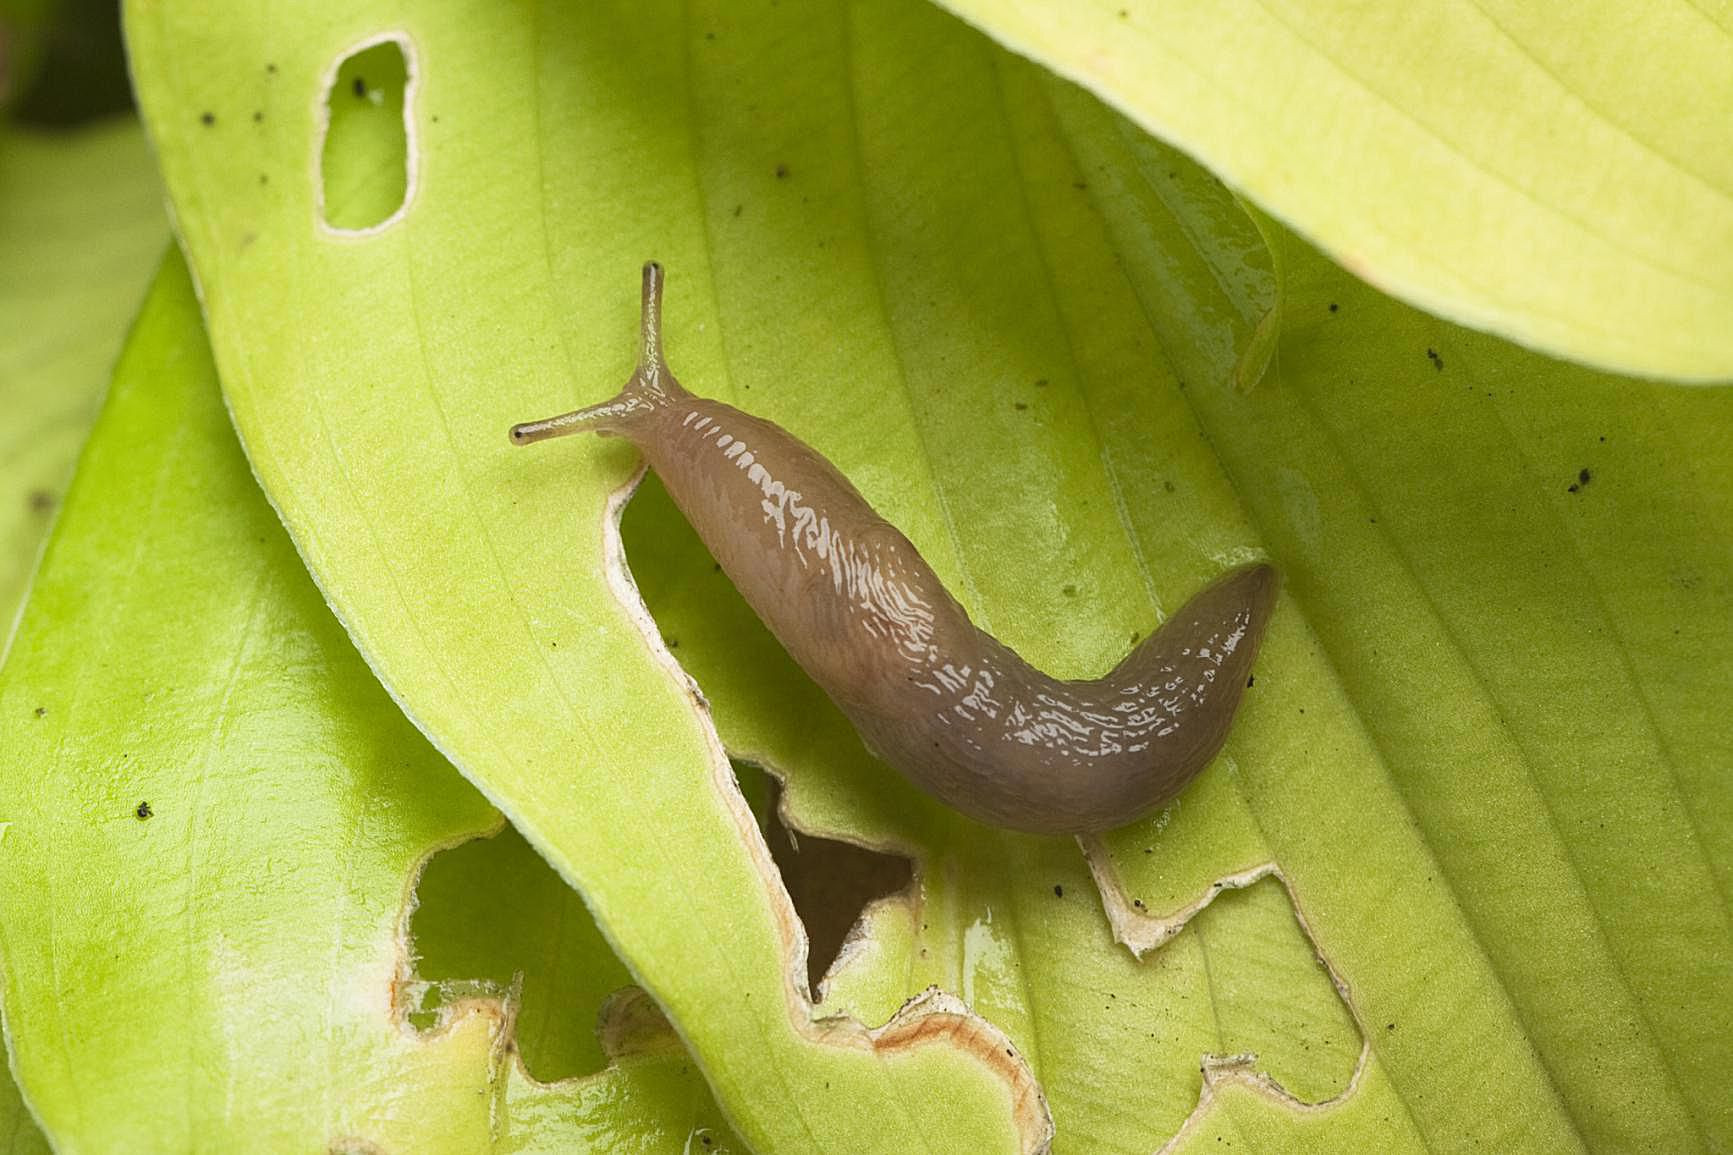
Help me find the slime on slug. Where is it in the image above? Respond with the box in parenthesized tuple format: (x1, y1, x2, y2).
(511, 263, 1276, 835)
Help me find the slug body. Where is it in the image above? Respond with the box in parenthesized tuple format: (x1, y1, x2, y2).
(513, 264, 1277, 835)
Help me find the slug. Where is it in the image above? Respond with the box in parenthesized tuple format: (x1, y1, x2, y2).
(512, 263, 1277, 835)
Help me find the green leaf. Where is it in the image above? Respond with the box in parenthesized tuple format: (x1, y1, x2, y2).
(931, 0, 1733, 383)
(120, 0, 1730, 1151)
(0, 253, 743, 1152)
(125, 2, 1051, 1151)
(0, 118, 163, 630)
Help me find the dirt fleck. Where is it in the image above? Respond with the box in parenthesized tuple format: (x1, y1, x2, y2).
(1328, 302, 1339, 313)
(1053, 884, 1064, 897)
(352, 76, 367, 98)
(27, 489, 55, 513)
(1246, 675, 1255, 687)
(1062, 584, 1077, 597)
(200, 111, 215, 126)
(1426, 347, 1444, 370)
(33, 706, 46, 718)
(1013, 401, 1027, 411)
(774, 163, 789, 180)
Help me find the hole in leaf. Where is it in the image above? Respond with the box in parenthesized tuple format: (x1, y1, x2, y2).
(737, 764, 914, 998)
(319, 37, 411, 231)
(406, 823, 634, 1081)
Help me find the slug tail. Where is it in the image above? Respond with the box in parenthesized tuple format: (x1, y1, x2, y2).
(1115, 561, 1279, 732)
(509, 261, 687, 446)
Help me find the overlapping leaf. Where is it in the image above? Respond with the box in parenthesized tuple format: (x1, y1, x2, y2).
(935, 0, 1733, 383)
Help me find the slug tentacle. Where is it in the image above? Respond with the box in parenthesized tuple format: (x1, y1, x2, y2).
(509, 262, 686, 445)
(512, 263, 1279, 835)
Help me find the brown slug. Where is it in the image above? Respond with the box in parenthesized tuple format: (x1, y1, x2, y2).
(512, 263, 1277, 835)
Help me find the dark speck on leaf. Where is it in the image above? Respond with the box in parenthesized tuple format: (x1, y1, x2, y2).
(1387, 1022, 1396, 1031)
(353, 76, 367, 97)
(705, 30, 715, 40)
(1246, 675, 1255, 688)
(1034, 378, 1048, 387)
(27, 489, 54, 513)
(259, 173, 269, 185)
(1143, 847, 1153, 854)
(34, 707, 46, 718)
(1062, 584, 1077, 597)
(1426, 347, 1444, 370)
(775, 163, 789, 179)
(712, 562, 722, 573)
(135, 801, 153, 821)
(732, 204, 743, 217)
(1073, 180, 1088, 191)
(1013, 401, 1027, 411)
(1163, 480, 1176, 493)
(1133, 898, 1145, 908)
(667, 637, 680, 649)
(1053, 884, 1064, 897)
(252, 110, 263, 123)
(200, 111, 215, 126)
(1328, 302, 1339, 313)
(266, 62, 277, 74)
(1579, 467, 1592, 485)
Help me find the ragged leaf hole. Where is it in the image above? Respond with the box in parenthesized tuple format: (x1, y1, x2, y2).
(405, 822, 634, 1082)
(736, 764, 914, 999)
(318, 36, 414, 232)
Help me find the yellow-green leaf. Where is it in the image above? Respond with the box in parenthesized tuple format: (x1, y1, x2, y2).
(933, 0, 1733, 382)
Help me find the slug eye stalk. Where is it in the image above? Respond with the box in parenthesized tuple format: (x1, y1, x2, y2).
(509, 262, 677, 445)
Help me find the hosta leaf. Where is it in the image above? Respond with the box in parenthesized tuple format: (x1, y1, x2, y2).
(0, 254, 741, 1152)
(125, 0, 1052, 1150)
(643, 57, 1732, 1147)
(932, 0, 1733, 383)
(0, 118, 163, 629)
